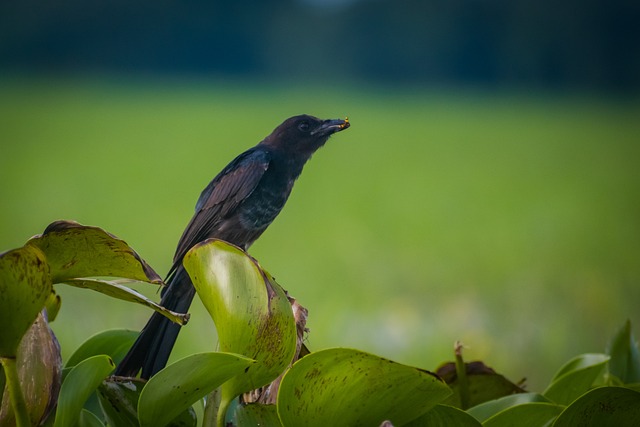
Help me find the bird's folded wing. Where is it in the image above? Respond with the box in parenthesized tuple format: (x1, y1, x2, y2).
(167, 148, 271, 279)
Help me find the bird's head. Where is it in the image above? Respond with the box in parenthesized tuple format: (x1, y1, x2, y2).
(263, 114, 350, 157)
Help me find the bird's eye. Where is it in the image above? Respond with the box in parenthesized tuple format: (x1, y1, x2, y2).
(298, 121, 310, 132)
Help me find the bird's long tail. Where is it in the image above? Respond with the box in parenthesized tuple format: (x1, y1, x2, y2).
(115, 267, 195, 379)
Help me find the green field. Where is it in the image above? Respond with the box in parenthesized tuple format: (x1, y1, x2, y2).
(1, 77, 639, 391)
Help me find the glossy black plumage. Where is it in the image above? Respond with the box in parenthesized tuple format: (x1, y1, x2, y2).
(115, 114, 349, 378)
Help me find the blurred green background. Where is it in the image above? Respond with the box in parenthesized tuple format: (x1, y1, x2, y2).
(1, 0, 639, 392)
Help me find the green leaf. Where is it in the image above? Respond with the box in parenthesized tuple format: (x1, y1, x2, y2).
(625, 382, 640, 392)
(607, 320, 640, 384)
(467, 392, 551, 423)
(65, 329, 139, 368)
(277, 347, 451, 427)
(98, 377, 197, 427)
(404, 404, 481, 427)
(63, 330, 137, 424)
(543, 353, 610, 405)
(97, 377, 145, 427)
(228, 403, 282, 427)
(138, 352, 254, 427)
(54, 355, 115, 427)
(62, 279, 189, 325)
(0, 312, 62, 426)
(77, 409, 104, 427)
(553, 386, 640, 427)
(27, 220, 162, 284)
(183, 239, 297, 422)
(483, 402, 563, 427)
(0, 245, 52, 357)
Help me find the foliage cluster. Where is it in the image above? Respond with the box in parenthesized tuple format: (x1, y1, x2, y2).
(1, 222, 639, 426)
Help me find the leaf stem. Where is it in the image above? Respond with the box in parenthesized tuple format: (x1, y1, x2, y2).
(1, 356, 31, 427)
(202, 387, 221, 427)
(454, 341, 470, 410)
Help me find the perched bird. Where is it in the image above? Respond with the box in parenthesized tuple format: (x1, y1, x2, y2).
(116, 114, 350, 378)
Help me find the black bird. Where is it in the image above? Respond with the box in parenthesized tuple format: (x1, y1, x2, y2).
(116, 114, 350, 378)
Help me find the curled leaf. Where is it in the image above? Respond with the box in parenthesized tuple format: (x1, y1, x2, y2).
(183, 239, 297, 423)
(28, 220, 162, 285)
(63, 279, 188, 325)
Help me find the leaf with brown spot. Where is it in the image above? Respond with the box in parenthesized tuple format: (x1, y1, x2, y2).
(183, 239, 297, 425)
(0, 245, 52, 357)
(277, 348, 451, 427)
(28, 220, 162, 285)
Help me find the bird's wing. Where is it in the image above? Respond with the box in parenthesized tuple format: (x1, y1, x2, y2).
(167, 148, 271, 278)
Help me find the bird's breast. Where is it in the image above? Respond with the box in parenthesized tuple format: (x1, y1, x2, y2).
(239, 176, 294, 230)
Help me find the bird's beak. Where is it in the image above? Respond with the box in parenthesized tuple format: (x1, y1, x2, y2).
(312, 117, 350, 135)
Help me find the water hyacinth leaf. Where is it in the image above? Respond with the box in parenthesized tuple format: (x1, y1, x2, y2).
(97, 377, 146, 427)
(54, 355, 115, 427)
(229, 403, 281, 427)
(0, 312, 62, 426)
(62, 279, 188, 325)
(183, 240, 297, 419)
(27, 220, 162, 284)
(553, 386, 640, 427)
(0, 245, 52, 357)
(77, 409, 104, 427)
(403, 404, 481, 427)
(66, 329, 139, 368)
(138, 352, 254, 427)
(607, 320, 640, 384)
(277, 348, 451, 427)
(482, 402, 563, 427)
(466, 392, 551, 423)
(98, 377, 197, 427)
(543, 353, 610, 405)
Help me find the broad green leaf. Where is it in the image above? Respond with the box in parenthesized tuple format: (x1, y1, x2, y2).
(466, 393, 551, 423)
(98, 377, 197, 427)
(0, 245, 52, 357)
(97, 377, 145, 427)
(277, 347, 451, 427)
(183, 240, 297, 422)
(138, 352, 254, 427)
(626, 382, 640, 392)
(553, 386, 640, 427)
(228, 403, 282, 427)
(54, 355, 115, 427)
(404, 404, 481, 426)
(65, 329, 139, 368)
(62, 279, 188, 325)
(437, 361, 525, 409)
(607, 320, 640, 384)
(483, 402, 563, 427)
(77, 409, 104, 427)
(543, 353, 610, 405)
(27, 220, 162, 284)
(0, 312, 61, 426)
